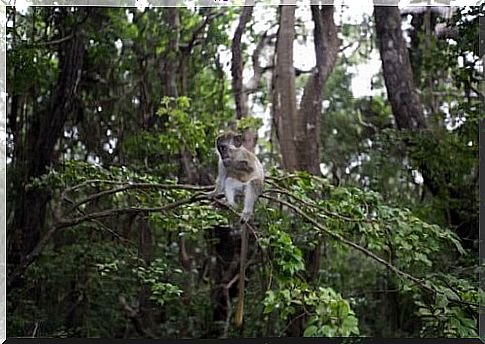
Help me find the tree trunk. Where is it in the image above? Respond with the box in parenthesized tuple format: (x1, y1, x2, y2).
(273, 4, 339, 174)
(231, 4, 261, 151)
(272, 4, 340, 335)
(297, 5, 339, 175)
(163, 8, 197, 185)
(9, 8, 87, 279)
(137, 216, 156, 335)
(374, 6, 427, 130)
(208, 225, 240, 338)
(273, 5, 299, 171)
(231, 6, 253, 121)
(164, 8, 180, 99)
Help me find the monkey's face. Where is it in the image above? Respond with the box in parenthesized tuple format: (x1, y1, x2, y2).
(219, 144, 238, 167)
(216, 133, 243, 166)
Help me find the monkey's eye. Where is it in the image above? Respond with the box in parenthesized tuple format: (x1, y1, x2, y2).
(219, 145, 228, 152)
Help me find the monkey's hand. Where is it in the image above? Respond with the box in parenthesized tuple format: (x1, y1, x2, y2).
(239, 211, 251, 224)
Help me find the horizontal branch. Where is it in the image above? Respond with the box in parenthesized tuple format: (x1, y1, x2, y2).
(15, 34, 75, 50)
(63, 179, 210, 194)
(65, 180, 211, 212)
(265, 184, 375, 223)
(58, 193, 207, 228)
(9, 189, 210, 292)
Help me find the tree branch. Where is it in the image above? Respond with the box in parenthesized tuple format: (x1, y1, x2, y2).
(57, 193, 207, 228)
(8, 183, 211, 292)
(19, 33, 74, 49)
(231, 4, 254, 119)
(261, 193, 479, 310)
(180, 10, 223, 54)
(64, 180, 211, 212)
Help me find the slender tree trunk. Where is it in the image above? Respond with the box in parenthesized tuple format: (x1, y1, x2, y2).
(163, 8, 197, 185)
(164, 8, 180, 99)
(137, 216, 156, 335)
(272, 4, 340, 335)
(231, 4, 260, 151)
(273, 5, 299, 171)
(297, 5, 339, 175)
(297, 6, 339, 291)
(231, 6, 253, 121)
(208, 225, 240, 338)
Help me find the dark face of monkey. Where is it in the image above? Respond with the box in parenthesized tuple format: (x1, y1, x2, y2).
(216, 132, 243, 167)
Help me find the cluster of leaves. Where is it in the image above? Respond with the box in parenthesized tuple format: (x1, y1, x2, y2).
(261, 224, 359, 337)
(156, 96, 210, 156)
(262, 171, 480, 337)
(7, 4, 481, 339)
(10, 156, 481, 338)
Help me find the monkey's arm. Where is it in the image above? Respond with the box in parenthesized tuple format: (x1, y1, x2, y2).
(240, 178, 263, 224)
(206, 159, 226, 198)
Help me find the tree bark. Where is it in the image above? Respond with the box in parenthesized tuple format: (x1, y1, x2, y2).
(297, 5, 339, 175)
(231, 4, 265, 151)
(374, 6, 427, 130)
(272, 4, 340, 335)
(137, 216, 156, 335)
(273, 5, 299, 171)
(164, 8, 180, 99)
(208, 225, 240, 338)
(273, 5, 339, 174)
(163, 8, 197, 184)
(231, 6, 253, 121)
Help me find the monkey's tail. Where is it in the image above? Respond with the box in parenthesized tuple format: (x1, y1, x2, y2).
(234, 223, 248, 328)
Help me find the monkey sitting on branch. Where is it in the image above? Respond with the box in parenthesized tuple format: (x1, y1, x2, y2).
(207, 131, 264, 224)
(207, 130, 264, 328)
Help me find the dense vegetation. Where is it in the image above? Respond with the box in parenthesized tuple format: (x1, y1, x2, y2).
(6, 4, 482, 338)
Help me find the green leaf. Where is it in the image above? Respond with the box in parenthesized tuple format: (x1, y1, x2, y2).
(303, 325, 318, 337)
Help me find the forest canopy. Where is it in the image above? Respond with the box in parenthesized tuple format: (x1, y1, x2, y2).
(5, 3, 483, 339)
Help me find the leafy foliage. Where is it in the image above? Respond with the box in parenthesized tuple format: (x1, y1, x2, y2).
(6, 4, 480, 340)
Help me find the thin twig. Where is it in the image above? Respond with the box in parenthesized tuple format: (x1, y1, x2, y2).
(265, 184, 375, 223)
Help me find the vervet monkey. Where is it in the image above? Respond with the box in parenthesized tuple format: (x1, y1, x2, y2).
(208, 131, 264, 328)
(208, 131, 264, 224)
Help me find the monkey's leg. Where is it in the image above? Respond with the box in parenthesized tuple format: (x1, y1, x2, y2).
(224, 179, 238, 207)
(240, 179, 262, 223)
(234, 222, 248, 328)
